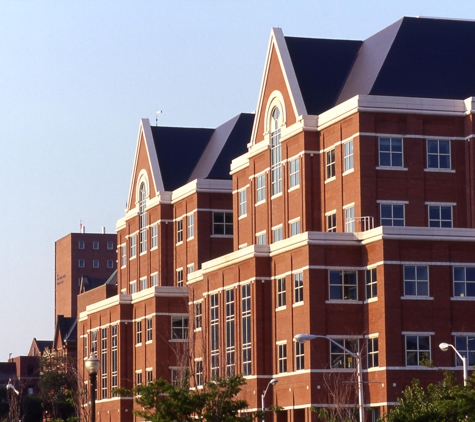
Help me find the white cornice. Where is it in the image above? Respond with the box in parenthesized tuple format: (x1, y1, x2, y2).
(79, 287, 189, 318)
(197, 226, 475, 278)
(171, 179, 232, 203)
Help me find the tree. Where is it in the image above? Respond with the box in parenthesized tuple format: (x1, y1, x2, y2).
(381, 372, 475, 422)
(36, 353, 86, 422)
(116, 374, 260, 421)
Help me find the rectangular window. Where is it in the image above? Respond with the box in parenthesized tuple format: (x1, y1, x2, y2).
(140, 277, 147, 290)
(256, 174, 266, 202)
(289, 158, 300, 188)
(327, 212, 336, 232)
(381, 203, 405, 227)
(195, 360, 203, 386)
(136, 321, 142, 345)
(187, 214, 194, 239)
(146, 317, 153, 342)
(242, 284, 251, 376)
(121, 245, 126, 267)
(290, 220, 301, 236)
(101, 328, 107, 399)
(366, 268, 377, 299)
(130, 281, 137, 294)
(277, 278, 286, 308)
(107, 241, 114, 250)
(213, 212, 233, 235)
(93, 260, 99, 268)
(329, 270, 357, 300)
(428, 205, 453, 228)
(210, 293, 219, 378)
(367, 337, 379, 368)
(278, 343, 287, 373)
(295, 341, 304, 371)
(455, 335, 475, 366)
(330, 339, 359, 368)
(151, 273, 158, 287)
(146, 369, 153, 384)
(345, 206, 355, 233)
(136, 372, 142, 386)
(93, 241, 99, 250)
(177, 219, 183, 243)
(343, 140, 354, 172)
(226, 289, 235, 376)
(91, 331, 97, 355)
(195, 302, 202, 329)
(239, 190, 247, 217)
(294, 272, 303, 303)
(406, 335, 431, 366)
(78, 241, 85, 250)
(130, 235, 136, 258)
(111, 325, 118, 394)
(83, 335, 88, 359)
(151, 225, 158, 248)
(326, 149, 335, 179)
(171, 316, 189, 340)
(427, 139, 450, 169)
(187, 264, 195, 275)
(404, 265, 429, 297)
(107, 260, 114, 269)
(453, 266, 475, 297)
(256, 232, 266, 245)
(273, 226, 283, 242)
(379, 137, 403, 167)
(78, 259, 85, 268)
(177, 269, 184, 287)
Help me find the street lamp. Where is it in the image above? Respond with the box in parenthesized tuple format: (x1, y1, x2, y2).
(294, 334, 364, 422)
(261, 378, 278, 420)
(439, 342, 468, 386)
(85, 353, 100, 422)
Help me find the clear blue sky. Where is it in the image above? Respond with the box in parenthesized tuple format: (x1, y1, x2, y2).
(1, 0, 474, 360)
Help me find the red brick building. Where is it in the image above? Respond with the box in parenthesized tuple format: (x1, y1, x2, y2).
(79, 17, 475, 422)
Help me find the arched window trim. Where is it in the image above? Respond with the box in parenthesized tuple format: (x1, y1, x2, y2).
(266, 93, 286, 196)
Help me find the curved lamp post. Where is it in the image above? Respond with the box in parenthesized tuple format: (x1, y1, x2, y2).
(294, 334, 364, 422)
(261, 378, 278, 420)
(439, 342, 468, 386)
(85, 353, 100, 422)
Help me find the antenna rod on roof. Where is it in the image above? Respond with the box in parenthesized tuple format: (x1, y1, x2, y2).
(156, 110, 162, 126)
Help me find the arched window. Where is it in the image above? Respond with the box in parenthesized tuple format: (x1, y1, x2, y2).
(270, 107, 282, 195)
(139, 183, 147, 253)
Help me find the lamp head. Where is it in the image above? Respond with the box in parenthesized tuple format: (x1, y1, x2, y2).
(293, 334, 317, 344)
(85, 353, 100, 375)
(270, 378, 278, 386)
(439, 342, 450, 352)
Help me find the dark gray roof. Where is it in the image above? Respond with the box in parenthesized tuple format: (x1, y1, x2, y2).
(151, 126, 214, 191)
(370, 17, 475, 100)
(285, 17, 475, 114)
(151, 113, 254, 191)
(285, 37, 362, 115)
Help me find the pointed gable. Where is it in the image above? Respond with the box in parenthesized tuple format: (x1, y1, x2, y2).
(126, 119, 164, 210)
(251, 28, 307, 146)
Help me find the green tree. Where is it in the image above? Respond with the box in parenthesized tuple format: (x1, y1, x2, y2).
(382, 372, 475, 422)
(36, 353, 84, 422)
(116, 374, 260, 421)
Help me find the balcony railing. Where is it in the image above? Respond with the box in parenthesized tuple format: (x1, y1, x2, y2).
(347, 216, 374, 232)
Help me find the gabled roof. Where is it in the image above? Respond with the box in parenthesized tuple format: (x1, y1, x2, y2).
(54, 316, 77, 349)
(285, 37, 362, 115)
(281, 16, 475, 116)
(144, 113, 254, 193)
